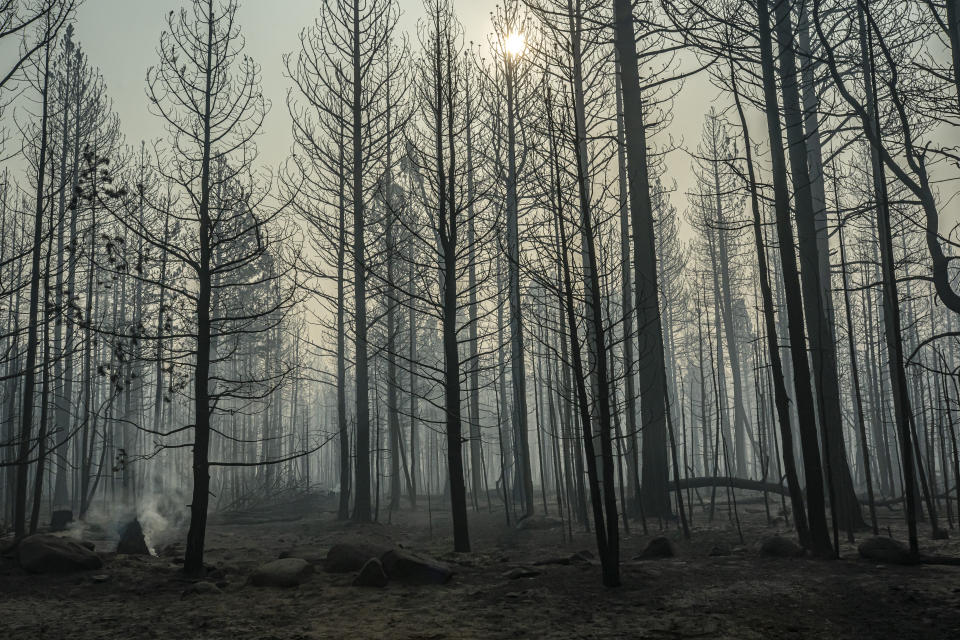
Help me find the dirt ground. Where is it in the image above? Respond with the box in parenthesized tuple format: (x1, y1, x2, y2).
(2, 492, 959, 639)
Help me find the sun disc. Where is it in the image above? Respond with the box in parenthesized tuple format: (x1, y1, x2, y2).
(504, 30, 525, 58)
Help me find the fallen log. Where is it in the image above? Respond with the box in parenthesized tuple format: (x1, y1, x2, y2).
(678, 477, 958, 510)
(677, 477, 789, 497)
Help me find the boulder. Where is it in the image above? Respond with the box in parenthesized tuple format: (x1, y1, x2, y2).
(17, 534, 102, 573)
(760, 536, 804, 558)
(182, 581, 222, 597)
(380, 549, 452, 585)
(637, 537, 675, 560)
(353, 558, 389, 588)
(117, 519, 150, 555)
(515, 515, 563, 531)
(324, 542, 393, 573)
(858, 537, 916, 565)
(249, 558, 313, 588)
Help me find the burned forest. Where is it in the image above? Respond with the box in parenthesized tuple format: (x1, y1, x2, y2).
(2, 0, 960, 638)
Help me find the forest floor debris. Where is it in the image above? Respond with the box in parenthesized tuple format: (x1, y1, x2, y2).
(1, 493, 960, 638)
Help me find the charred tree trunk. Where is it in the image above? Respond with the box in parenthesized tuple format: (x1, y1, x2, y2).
(757, 0, 833, 556)
(351, 0, 372, 523)
(611, 0, 671, 518)
(773, 0, 863, 538)
(14, 35, 52, 540)
(730, 63, 810, 546)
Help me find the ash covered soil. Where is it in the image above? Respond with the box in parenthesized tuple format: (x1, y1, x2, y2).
(2, 493, 959, 639)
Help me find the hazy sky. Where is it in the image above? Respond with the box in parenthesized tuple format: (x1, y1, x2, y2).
(4, 0, 954, 236)
(71, 0, 545, 158)
(67, 0, 718, 207)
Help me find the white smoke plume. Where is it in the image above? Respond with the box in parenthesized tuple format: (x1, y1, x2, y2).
(64, 486, 190, 555)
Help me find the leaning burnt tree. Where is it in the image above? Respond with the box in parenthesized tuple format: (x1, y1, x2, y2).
(728, 57, 810, 545)
(770, 0, 863, 541)
(542, 81, 620, 586)
(755, 0, 834, 557)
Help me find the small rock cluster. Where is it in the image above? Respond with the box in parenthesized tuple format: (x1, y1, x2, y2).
(243, 542, 454, 589)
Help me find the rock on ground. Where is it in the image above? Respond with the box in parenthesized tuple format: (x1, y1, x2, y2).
(380, 549, 453, 585)
(759, 536, 804, 558)
(858, 537, 917, 565)
(249, 558, 313, 587)
(353, 558, 389, 587)
(324, 542, 393, 573)
(17, 534, 102, 573)
(182, 581, 222, 596)
(636, 537, 675, 560)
